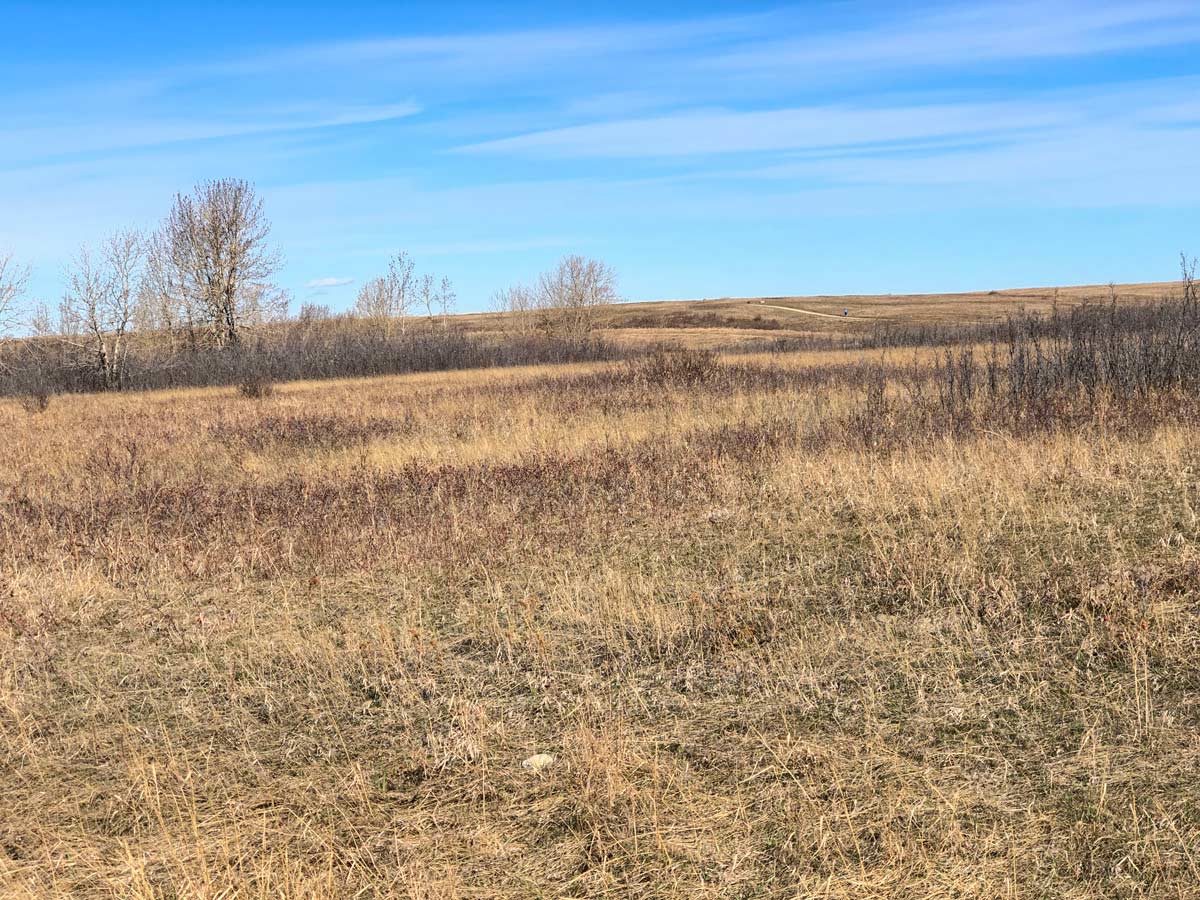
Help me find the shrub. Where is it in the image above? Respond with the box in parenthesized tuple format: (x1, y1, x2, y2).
(238, 371, 274, 399)
(0, 322, 635, 397)
(632, 348, 721, 387)
(19, 387, 51, 414)
(6, 364, 54, 414)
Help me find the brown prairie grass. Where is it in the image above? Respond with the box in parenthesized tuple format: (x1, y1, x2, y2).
(464, 280, 1182, 351)
(1, 341, 1199, 898)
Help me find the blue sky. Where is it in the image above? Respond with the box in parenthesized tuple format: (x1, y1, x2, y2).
(3, 1, 1200, 312)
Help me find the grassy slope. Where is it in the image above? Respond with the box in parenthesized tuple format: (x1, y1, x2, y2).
(456, 280, 1181, 342)
(1, 316, 1198, 897)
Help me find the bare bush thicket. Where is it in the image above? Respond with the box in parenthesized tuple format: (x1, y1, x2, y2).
(4, 205, 622, 396)
(817, 284, 1200, 452)
(0, 319, 627, 396)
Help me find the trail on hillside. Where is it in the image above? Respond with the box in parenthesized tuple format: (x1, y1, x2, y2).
(756, 303, 879, 321)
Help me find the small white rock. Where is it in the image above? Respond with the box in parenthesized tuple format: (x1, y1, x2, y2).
(521, 753, 555, 772)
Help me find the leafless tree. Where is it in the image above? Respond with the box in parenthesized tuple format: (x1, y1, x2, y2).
(355, 278, 388, 320)
(418, 273, 436, 321)
(535, 255, 619, 338)
(436, 276, 456, 328)
(417, 273, 458, 328)
(355, 251, 457, 333)
(28, 302, 54, 338)
(1183, 252, 1197, 307)
(140, 231, 196, 349)
(0, 252, 30, 337)
(155, 178, 281, 348)
(492, 283, 538, 335)
(355, 251, 415, 335)
(297, 302, 333, 323)
(60, 230, 146, 390)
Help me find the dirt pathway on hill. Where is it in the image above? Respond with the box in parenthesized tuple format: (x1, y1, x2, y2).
(755, 303, 879, 321)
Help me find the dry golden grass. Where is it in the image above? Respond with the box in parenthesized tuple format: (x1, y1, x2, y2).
(2, 340, 1199, 898)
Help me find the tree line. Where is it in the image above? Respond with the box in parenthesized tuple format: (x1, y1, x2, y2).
(0, 178, 621, 397)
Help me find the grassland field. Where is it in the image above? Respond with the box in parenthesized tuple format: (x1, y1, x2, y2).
(1, 284, 1198, 898)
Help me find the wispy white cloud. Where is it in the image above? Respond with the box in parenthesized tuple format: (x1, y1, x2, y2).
(0, 102, 420, 167)
(304, 276, 354, 288)
(148, 2, 1200, 91)
(709, 1, 1200, 75)
(457, 101, 1062, 159)
(8, 1, 1195, 170)
(458, 76, 1200, 161)
(732, 124, 1200, 207)
(202, 15, 763, 78)
(562, 90, 678, 120)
